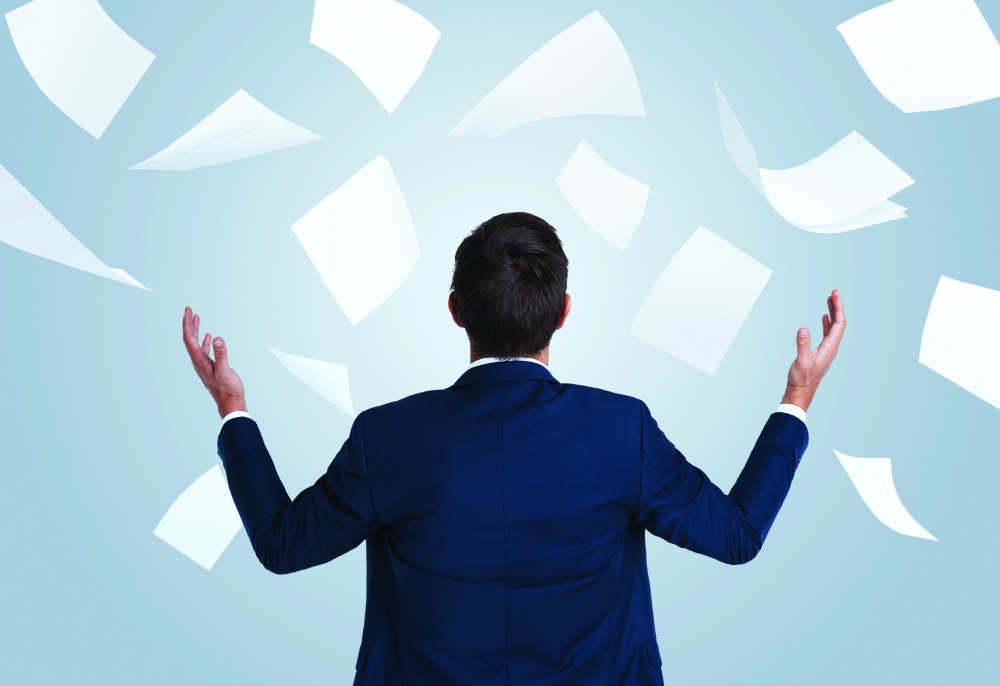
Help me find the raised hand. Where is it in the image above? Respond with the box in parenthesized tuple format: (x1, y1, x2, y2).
(783, 289, 846, 412)
(182, 306, 247, 418)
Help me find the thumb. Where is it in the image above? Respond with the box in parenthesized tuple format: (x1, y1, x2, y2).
(796, 328, 811, 356)
(212, 337, 229, 369)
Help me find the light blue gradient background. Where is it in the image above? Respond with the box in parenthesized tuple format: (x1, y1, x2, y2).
(1, 1, 996, 684)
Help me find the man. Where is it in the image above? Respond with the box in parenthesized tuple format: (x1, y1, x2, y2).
(182, 212, 845, 685)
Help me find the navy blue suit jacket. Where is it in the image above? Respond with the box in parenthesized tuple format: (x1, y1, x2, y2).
(217, 360, 808, 685)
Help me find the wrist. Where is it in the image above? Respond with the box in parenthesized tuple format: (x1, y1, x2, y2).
(781, 385, 814, 413)
(218, 398, 248, 418)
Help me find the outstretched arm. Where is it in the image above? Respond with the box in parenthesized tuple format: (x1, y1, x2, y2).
(634, 289, 845, 563)
(217, 413, 379, 574)
(183, 305, 378, 574)
(633, 402, 807, 564)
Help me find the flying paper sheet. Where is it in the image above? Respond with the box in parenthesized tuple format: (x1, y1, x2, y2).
(834, 450, 936, 540)
(153, 465, 244, 570)
(919, 274, 1000, 410)
(715, 83, 914, 232)
(310, 0, 440, 114)
(269, 346, 356, 418)
(450, 10, 645, 137)
(0, 163, 149, 289)
(556, 139, 650, 250)
(837, 0, 1000, 113)
(5, 0, 154, 139)
(629, 226, 771, 375)
(292, 155, 419, 326)
(130, 90, 322, 170)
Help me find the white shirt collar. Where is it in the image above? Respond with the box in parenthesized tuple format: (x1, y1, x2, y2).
(467, 356, 548, 370)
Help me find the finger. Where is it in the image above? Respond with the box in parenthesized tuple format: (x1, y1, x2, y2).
(819, 290, 846, 350)
(822, 313, 831, 336)
(183, 341, 212, 380)
(831, 289, 845, 324)
(202, 332, 211, 357)
(213, 337, 229, 370)
(818, 325, 844, 357)
(182, 309, 206, 361)
(186, 311, 201, 343)
(796, 327, 811, 359)
(183, 306, 195, 343)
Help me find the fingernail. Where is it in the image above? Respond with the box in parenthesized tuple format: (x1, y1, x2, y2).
(214, 338, 223, 346)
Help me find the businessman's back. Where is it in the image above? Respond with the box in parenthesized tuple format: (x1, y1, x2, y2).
(359, 359, 665, 684)
(210, 212, 844, 685)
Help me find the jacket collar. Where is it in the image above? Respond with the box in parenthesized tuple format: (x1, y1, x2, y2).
(450, 360, 558, 388)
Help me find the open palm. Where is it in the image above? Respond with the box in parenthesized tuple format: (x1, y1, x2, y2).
(787, 289, 846, 392)
(182, 306, 246, 414)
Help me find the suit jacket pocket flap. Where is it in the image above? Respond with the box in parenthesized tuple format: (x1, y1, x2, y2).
(643, 638, 662, 667)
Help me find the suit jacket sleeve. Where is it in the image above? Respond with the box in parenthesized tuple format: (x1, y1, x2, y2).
(633, 400, 808, 564)
(216, 412, 379, 574)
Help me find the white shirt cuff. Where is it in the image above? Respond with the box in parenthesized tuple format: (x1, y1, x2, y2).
(221, 410, 253, 427)
(775, 403, 806, 423)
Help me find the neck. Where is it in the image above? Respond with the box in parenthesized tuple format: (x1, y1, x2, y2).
(470, 349, 549, 366)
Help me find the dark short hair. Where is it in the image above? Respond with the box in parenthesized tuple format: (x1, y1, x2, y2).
(450, 212, 569, 358)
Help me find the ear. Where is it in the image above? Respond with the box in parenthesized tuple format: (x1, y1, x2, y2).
(555, 293, 571, 330)
(448, 291, 464, 327)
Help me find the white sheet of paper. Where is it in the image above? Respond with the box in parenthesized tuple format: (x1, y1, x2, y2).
(837, 0, 1000, 113)
(834, 450, 936, 540)
(153, 465, 244, 570)
(291, 154, 419, 326)
(0, 163, 149, 289)
(130, 89, 322, 170)
(629, 226, 772, 375)
(449, 10, 645, 138)
(5, 0, 154, 139)
(310, 0, 440, 114)
(556, 139, 649, 250)
(716, 83, 914, 232)
(269, 346, 356, 418)
(919, 274, 1000, 410)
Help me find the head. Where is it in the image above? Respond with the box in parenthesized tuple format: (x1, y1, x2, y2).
(448, 212, 570, 360)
